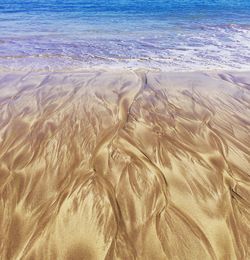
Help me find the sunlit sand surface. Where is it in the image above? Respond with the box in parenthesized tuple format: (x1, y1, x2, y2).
(0, 70, 249, 260)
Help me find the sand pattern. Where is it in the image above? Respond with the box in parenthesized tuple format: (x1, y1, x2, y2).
(0, 70, 249, 259)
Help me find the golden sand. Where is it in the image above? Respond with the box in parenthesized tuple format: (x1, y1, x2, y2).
(0, 70, 249, 260)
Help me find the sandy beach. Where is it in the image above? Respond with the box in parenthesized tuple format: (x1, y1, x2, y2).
(0, 69, 249, 259)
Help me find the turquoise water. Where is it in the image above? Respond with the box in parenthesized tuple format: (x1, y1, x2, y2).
(1, 0, 250, 70)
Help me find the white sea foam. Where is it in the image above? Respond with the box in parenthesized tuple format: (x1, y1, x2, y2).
(1, 28, 250, 72)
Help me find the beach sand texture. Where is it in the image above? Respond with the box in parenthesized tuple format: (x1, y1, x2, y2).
(0, 70, 249, 260)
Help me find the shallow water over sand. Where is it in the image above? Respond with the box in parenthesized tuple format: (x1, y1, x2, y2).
(0, 70, 249, 259)
(1, 0, 250, 70)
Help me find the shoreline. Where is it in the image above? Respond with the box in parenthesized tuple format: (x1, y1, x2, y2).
(1, 65, 250, 75)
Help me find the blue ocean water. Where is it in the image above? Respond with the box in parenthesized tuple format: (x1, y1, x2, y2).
(0, 0, 250, 71)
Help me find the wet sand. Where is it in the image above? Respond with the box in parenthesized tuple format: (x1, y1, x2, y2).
(0, 70, 249, 260)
